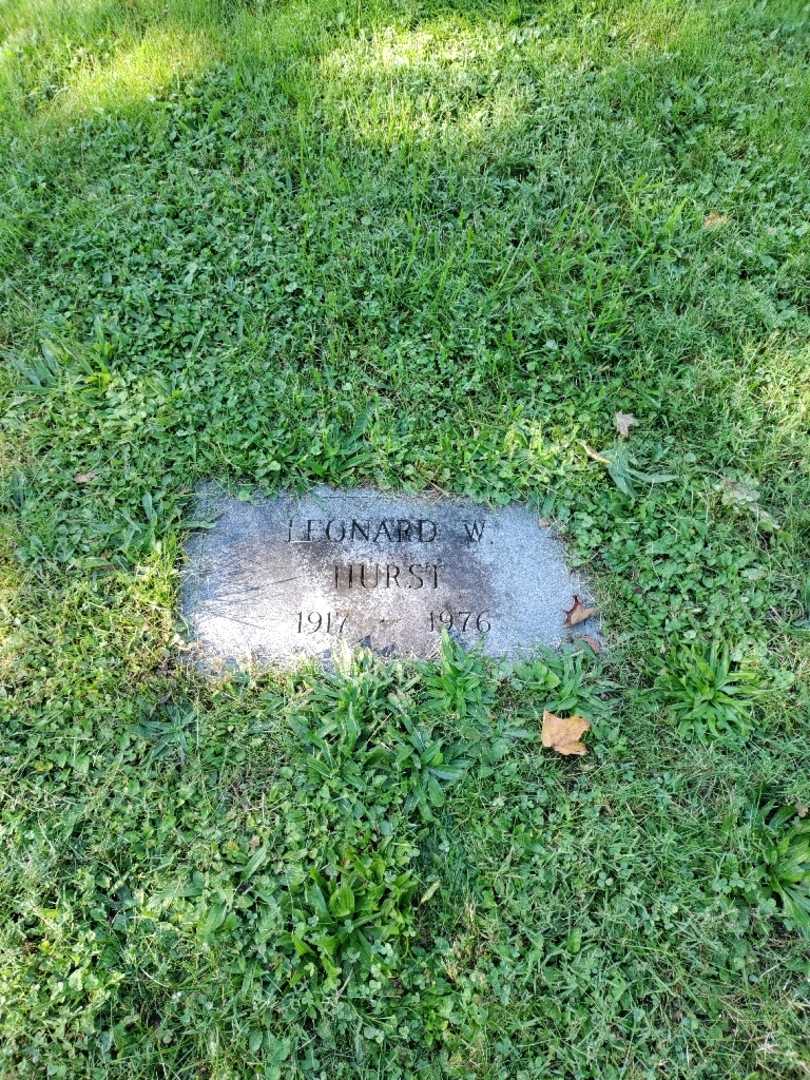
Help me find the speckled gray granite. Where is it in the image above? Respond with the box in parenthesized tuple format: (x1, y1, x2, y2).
(181, 485, 600, 671)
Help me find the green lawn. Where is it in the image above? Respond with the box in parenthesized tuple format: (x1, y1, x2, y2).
(1, 0, 809, 1075)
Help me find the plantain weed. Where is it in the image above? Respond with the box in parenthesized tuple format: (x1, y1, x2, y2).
(753, 802, 810, 939)
(655, 642, 767, 742)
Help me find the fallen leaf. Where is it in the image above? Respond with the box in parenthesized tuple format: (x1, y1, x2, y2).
(564, 595, 597, 627)
(716, 476, 780, 532)
(718, 476, 759, 507)
(541, 710, 590, 756)
(419, 880, 441, 905)
(74, 471, 96, 484)
(583, 443, 610, 465)
(614, 411, 637, 438)
(703, 211, 729, 229)
(577, 634, 602, 654)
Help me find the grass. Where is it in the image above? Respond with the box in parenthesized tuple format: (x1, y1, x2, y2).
(1, 0, 809, 1075)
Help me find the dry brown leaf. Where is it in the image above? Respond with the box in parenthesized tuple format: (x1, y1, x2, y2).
(577, 634, 602, 654)
(541, 710, 590, 756)
(614, 411, 637, 438)
(703, 211, 729, 230)
(583, 443, 610, 465)
(564, 595, 597, 627)
(74, 471, 96, 484)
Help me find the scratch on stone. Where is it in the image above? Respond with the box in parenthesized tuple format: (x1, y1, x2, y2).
(204, 575, 303, 602)
(199, 611, 285, 631)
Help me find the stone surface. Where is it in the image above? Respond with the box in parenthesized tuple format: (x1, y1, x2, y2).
(181, 484, 599, 670)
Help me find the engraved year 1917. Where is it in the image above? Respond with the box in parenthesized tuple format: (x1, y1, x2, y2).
(297, 611, 348, 634)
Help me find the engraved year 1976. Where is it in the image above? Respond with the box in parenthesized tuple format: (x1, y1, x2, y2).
(428, 610, 491, 633)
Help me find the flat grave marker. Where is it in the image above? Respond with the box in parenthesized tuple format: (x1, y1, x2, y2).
(181, 485, 599, 670)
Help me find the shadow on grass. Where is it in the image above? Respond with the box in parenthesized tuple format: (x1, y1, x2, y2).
(1, 7, 809, 1077)
(1, 0, 807, 567)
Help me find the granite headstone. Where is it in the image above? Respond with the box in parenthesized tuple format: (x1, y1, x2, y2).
(181, 485, 599, 670)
